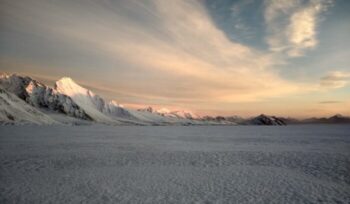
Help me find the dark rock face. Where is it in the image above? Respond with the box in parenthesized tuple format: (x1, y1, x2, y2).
(200, 115, 226, 123)
(215, 116, 226, 121)
(249, 114, 286, 125)
(138, 106, 154, 113)
(0, 74, 92, 120)
(0, 74, 32, 100)
(198, 115, 243, 125)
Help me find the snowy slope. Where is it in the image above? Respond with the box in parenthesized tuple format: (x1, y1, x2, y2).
(102, 100, 141, 123)
(135, 107, 201, 125)
(0, 87, 56, 125)
(155, 108, 200, 120)
(54, 77, 147, 125)
(55, 77, 121, 124)
(128, 109, 188, 125)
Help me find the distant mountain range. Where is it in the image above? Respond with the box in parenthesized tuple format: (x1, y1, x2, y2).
(299, 114, 350, 124)
(0, 73, 349, 126)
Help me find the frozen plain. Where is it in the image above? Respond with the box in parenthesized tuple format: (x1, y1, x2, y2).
(0, 125, 350, 204)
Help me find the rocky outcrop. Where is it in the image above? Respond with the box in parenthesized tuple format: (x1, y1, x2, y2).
(248, 114, 286, 125)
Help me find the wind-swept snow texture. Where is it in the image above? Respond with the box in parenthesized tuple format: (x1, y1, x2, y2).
(1, 125, 349, 203)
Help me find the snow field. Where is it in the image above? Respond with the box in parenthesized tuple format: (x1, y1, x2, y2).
(0, 125, 349, 203)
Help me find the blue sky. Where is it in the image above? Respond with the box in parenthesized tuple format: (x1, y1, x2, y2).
(0, 0, 349, 117)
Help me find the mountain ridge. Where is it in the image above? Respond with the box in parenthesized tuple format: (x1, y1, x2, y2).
(0, 73, 348, 126)
(0, 74, 92, 120)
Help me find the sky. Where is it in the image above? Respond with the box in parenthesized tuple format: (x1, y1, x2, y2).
(0, 0, 349, 118)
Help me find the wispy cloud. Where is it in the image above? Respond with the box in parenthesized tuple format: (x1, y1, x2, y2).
(319, 100, 341, 104)
(320, 71, 350, 88)
(1, 0, 302, 104)
(264, 0, 333, 57)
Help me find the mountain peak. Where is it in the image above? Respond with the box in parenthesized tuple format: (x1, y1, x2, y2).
(156, 108, 171, 114)
(55, 77, 89, 97)
(331, 114, 343, 118)
(56, 77, 78, 87)
(108, 100, 124, 108)
(59, 77, 73, 81)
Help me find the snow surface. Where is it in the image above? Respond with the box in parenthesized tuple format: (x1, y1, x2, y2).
(1, 125, 349, 203)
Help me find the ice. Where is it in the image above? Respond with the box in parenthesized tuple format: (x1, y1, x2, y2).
(0, 125, 349, 203)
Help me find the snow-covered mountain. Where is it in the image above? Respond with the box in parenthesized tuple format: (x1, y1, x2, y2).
(138, 106, 201, 120)
(197, 114, 287, 125)
(55, 77, 123, 124)
(0, 74, 241, 125)
(0, 73, 289, 126)
(0, 74, 91, 120)
(3, 73, 346, 126)
(54, 77, 184, 125)
(0, 74, 200, 125)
